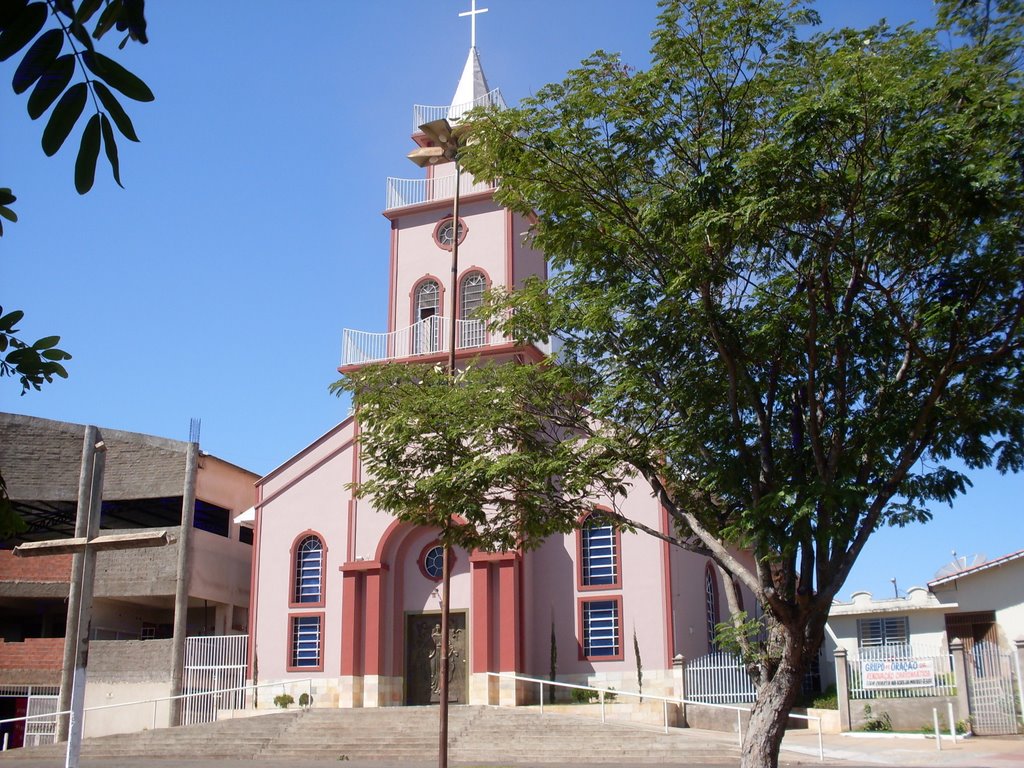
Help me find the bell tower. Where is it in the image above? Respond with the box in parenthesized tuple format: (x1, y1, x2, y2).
(339, 4, 548, 374)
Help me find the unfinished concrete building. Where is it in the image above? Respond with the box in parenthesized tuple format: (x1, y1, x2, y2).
(0, 413, 257, 747)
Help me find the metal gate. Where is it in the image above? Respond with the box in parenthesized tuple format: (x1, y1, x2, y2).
(181, 635, 247, 726)
(967, 642, 1019, 735)
(23, 693, 58, 747)
(0, 685, 59, 748)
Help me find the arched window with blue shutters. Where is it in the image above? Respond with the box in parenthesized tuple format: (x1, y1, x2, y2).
(581, 514, 617, 587)
(293, 535, 324, 604)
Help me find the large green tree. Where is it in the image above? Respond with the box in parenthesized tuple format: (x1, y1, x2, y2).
(343, 1, 1024, 767)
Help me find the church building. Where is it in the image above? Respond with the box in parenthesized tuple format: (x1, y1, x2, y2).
(247, 9, 745, 710)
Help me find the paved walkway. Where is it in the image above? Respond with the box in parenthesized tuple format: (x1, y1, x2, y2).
(781, 730, 1024, 767)
(2, 730, 1021, 767)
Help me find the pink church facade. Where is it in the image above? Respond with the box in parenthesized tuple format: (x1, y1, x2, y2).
(248, 41, 747, 710)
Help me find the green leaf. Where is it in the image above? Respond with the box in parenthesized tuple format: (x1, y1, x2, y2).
(31, 335, 59, 350)
(75, 113, 102, 194)
(12, 28, 62, 94)
(93, 81, 138, 141)
(92, 0, 122, 41)
(0, 1, 30, 33)
(27, 53, 74, 119)
(67, 19, 94, 52)
(0, 2, 46, 63)
(0, 310, 25, 331)
(82, 50, 153, 102)
(75, 0, 103, 25)
(100, 113, 122, 187)
(0, 187, 15, 235)
(42, 348, 71, 361)
(41, 82, 87, 156)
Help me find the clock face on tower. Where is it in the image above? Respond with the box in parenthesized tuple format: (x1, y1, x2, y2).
(433, 217, 467, 250)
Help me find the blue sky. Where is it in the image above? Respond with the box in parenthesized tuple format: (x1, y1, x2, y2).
(4, 0, 1021, 601)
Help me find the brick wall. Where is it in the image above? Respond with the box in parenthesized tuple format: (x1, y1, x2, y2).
(0, 637, 64, 670)
(0, 549, 72, 582)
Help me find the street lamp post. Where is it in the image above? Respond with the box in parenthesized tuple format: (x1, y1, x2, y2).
(407, 117, 466, 768)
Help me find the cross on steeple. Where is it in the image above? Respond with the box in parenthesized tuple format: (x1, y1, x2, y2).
(458, 0, 488, 49)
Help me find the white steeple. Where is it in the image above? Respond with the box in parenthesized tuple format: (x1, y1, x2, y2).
(447, 1, 506, 122)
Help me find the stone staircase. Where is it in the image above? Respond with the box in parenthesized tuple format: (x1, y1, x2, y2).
(0, 706, 742, 763)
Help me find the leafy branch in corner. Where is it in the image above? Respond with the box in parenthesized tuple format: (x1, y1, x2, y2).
(0, 305, 72, 394)
(0, 0, 153, 202)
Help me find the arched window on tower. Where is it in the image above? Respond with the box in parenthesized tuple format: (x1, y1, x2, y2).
(414, 279, 440, 354)
(293, 535, 324, 605)
(705, 562, 720, 652)
(459, 271, 487, 348)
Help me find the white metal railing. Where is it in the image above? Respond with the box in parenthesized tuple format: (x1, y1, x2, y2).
(412, 87, 506, 131)
(847, 646, 958, 699)
(484, 671, 823, 761)
(342, 316, 497, 366)
(385, 171, 494, 211)
(685, 651, 757, 704)
(0, 678, 314, 751)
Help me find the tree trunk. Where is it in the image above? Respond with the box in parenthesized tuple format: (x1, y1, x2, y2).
(739, 620, 812, 768)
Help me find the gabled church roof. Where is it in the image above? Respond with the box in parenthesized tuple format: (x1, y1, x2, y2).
(448, 46, 506, 122)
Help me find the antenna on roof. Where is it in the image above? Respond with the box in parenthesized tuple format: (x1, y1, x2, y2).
(933, 550, 986, 580)
(189, 418, 201, 445)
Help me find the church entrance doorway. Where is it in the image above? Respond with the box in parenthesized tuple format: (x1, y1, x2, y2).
(405, 611, 467, 705)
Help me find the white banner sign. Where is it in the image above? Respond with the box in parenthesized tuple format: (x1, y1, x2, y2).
(860, 658, 936, 688)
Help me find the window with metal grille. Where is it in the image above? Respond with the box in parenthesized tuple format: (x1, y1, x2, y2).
(705, 564, 719, 651)
(290, 615, 322, 668)
(459, 271, 487, 348)
(582, 599, 620, 658)
(582, 516, 617, 586)
(293, 535, 323, 604)
(857, 616, 909, 648)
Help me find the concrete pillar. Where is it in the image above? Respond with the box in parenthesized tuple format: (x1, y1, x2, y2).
(673, 654, 687, 727)
(949, 639, 971, 726)
(169, 442, 199, 727)
(56, 426, 100, 743)
(833, 648, 851, 732)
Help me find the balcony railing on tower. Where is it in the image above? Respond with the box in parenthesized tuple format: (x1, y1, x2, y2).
(412, 87, 505, 132)
(342, 316, 497, 367)
(385, 171, 494, 212)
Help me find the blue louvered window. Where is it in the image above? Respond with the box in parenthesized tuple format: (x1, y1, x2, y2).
(583, 600, 620, 657)
(582, 517, 617, 586)
(290, 615, 321, 668)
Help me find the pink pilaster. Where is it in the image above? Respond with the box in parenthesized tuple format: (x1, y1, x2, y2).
(497, 557, 520, 671)
(470, 558, 491, 673)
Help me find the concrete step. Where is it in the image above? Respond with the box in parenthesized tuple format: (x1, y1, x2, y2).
(0, 706, 742, 764)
